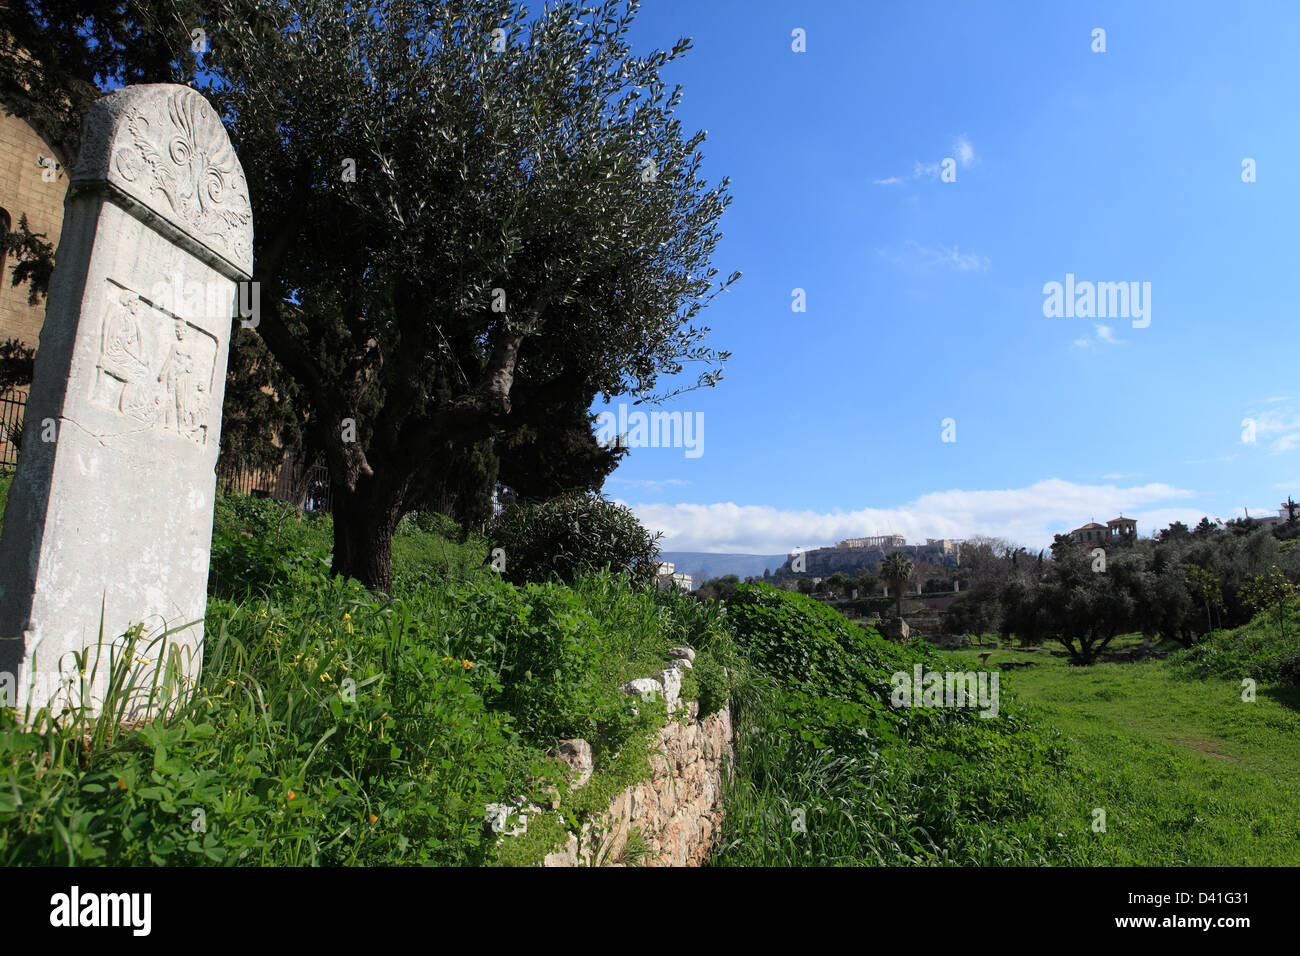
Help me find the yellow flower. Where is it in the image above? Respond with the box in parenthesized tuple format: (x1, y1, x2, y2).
(462, 660, 473, 669)
(369, 814, 378, 823)
(287, 790, 296, 801)
(343, 612, 350, 619)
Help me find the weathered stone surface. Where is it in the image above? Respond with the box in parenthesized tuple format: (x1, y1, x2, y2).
(657, 667, 681, 708)
(881, 617, 911, 642)
(556, 738, 593, 791)
(541, 701, 734, 868)
(621, 677, 661, 700)
(0, 84, 251, 716)
(667, 646, 696, 662)
(485, 802, 529, 838)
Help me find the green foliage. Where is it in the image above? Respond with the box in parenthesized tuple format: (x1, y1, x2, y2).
(198, 0, 738, 589)
(1241, 566, 1298, 642)
(488, 492, 662, 586)
(0, 577, 540, 865)
(208, 494, 334, 598)
(951, 639, 1300, 865)
(691, 652, 730, 719)
(441, 579, 637, 750)
(1, 0, 207, 159)
(0, 337, 36, 393)
(1173, 595, 1300, 683)
(714, 585, 1087, 866)
(0, 470, 11, 534)
(0, 215, 55, 310)
(392, 511, 495, 592)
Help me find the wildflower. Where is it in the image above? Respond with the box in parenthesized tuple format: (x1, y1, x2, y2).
(117, 778, 127, 790)
(369, 814, 378, 823)
(462, 660, 473, 670)
(287, 790, 296, 801)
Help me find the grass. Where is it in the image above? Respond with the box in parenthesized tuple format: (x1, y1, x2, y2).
(0, 491, 735, 866)
(7, 475, 1299, 867)
(945, 631, 1300, 865)
(711, 585, 1093, 866)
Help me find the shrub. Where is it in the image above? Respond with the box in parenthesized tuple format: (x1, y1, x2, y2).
(488, 492, 661, 586)
(1172, 596, 1300, 683)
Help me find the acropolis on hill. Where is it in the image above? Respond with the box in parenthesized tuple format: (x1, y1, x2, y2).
(780, 535, 962, 577)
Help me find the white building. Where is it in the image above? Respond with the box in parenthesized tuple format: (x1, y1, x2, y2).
(655, 561, 692, 592)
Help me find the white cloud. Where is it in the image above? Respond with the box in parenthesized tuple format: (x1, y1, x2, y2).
(1244, 404, 1300, 453)
(953, 135, 975, 166)
(618, 478, 1198, 553)
(1071, 324, 1124, 349)
(877, 240, 990, 273)
(606, 477, 691, 494)
(874, 137, 976, 185)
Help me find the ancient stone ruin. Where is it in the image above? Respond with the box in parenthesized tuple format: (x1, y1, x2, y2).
(0, 84, 252, 716)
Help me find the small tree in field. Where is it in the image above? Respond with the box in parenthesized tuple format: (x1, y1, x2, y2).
(879, 551, 914, 620)
(1186, 565, 1224, 641)
(1242, 566, 1298, 644)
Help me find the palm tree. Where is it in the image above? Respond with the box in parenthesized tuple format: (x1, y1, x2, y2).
(880, 551, 914, 620)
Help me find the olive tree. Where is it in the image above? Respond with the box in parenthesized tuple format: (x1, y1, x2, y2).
(206, 0, 737, 590)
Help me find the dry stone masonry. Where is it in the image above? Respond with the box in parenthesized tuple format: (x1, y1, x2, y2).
(541, 649, 734, 867)
(0, 84, 251, 715)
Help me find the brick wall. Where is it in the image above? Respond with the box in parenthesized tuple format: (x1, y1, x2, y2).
(0, 109, 68, 353)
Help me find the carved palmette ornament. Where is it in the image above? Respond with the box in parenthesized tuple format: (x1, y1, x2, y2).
(72, 84, 252, 279)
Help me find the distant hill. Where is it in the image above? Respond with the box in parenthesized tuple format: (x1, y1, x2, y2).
(658, 552, 789, 584)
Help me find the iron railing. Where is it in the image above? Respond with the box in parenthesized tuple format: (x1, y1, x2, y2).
(0, 387, 25, 468)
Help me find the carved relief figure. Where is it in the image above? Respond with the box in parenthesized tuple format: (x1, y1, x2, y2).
(91, 280, 217, 444)
(93, 292, 152, 416)
(157, 316, 197, 438)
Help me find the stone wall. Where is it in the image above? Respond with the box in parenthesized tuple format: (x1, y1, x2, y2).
(540, 659, 734, 867)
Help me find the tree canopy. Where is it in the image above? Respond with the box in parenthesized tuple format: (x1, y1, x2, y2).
(198, 0, 736, 589)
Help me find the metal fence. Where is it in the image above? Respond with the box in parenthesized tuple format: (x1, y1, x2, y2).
(0, 387, 25, 469)
(216, 450, 333, 514)
(0, 387, 331, 513)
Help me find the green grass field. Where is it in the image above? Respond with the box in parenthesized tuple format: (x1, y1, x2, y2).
(947, 637, 1300, 865)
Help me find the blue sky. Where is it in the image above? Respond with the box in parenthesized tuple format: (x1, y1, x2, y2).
(593, 0, 1300, 553)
